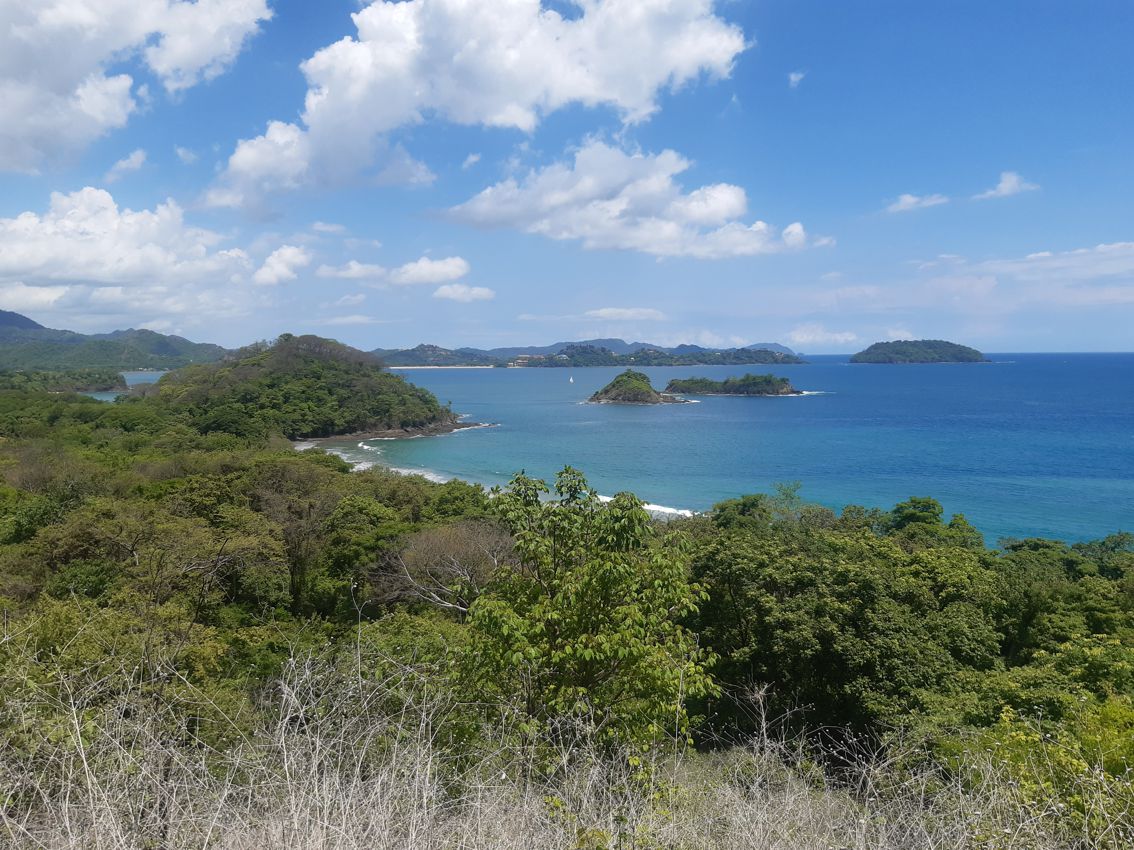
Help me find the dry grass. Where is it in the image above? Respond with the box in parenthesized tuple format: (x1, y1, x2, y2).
(0, 654, 1128, 850)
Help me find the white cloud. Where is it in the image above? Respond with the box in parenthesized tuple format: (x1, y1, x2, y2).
(885, 327, 915, 340)
(332, 293, 365, 307)
(312, 221, 346, 234)
(104, 148, 146, 183)
(253, 245, 312, 286)
(973, 170, 1040, 200)
(0, 0, 271, 172)
(174, 145, 198, 164)
(0, 282, 71, 311)
(317, 260, 387, 281)
(788, 71, 806, 89)
(977, 241, 1134, 283)
(584, 307, 667, 321)
(389, 257, 470, 286)
(317, 314, 384, 326)
(886, 193, 949, 214)
(462, 153, 482, 170)
(787, 323, 858, 346)
(209, 0, 745, 206)
(451, 140, 810, 258)
(0, 187, 249, 286)
(433, 283, 495, 302)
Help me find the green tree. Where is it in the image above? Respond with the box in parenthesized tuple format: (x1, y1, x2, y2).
(466, 468, 716, 748)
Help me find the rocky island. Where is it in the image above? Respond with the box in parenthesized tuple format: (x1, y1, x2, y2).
(850, 339, 987, 364)
(664, 373, 802, 396)
(589, 370, 689, 404)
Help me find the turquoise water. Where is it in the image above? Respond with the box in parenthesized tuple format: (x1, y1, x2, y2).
(316, 354, 1134, 544)
(85, 370, 166, 401)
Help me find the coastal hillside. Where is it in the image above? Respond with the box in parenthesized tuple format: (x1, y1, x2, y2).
(150, 333, 456, 439)
(0, 311, 228, 370)
(665, 373, 801, 395)
(522, 343, 803, 368)
(851, 339, 987, 363)
(590, 369, 685, 403)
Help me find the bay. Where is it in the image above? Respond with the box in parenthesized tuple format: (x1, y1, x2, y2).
(318, 353, 1134, 544)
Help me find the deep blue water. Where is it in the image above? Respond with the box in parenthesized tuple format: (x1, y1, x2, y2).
(314, 354, 1134, 544)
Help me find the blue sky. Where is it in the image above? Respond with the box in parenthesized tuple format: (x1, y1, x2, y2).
(1, 0, 1132, 352)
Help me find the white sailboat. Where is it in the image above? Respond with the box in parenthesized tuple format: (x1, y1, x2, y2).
(569, 375, 574, 383)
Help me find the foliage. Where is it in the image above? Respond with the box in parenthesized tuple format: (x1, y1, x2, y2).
(466, 468, 716, 747)
(149, 333, 455, 439)
(523, 343, 804, 367)
(0, 369, 126, 392)
(589, 369, 670, 404)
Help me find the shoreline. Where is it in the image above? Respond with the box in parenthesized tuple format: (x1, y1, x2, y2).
(295, 419, 488, 445)
(387, 365, 496, 370)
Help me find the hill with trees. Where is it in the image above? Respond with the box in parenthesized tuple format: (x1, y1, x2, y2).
(850, 339, 987, 363)
(589, 369, 688, 404)
(0, 311, 228, 370)
(0, 368, 126, 392)
(665, 373, 801, 396)
(148, 333, 458, 439)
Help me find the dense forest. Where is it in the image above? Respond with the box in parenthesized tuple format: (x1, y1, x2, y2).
(143, 333, 456, 439)
(851, 339, 988, 363)
(0, 344, 1130, 847)
(0, 368, 126, 393)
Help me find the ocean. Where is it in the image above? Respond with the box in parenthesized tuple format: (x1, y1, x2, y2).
(313, 354, 1134, 544)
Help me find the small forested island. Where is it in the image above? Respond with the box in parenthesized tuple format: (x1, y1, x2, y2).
(850, 339, 987, 363)
(146, 333, 464, 439)
(665, 373, 801, 396)
(0, 368, 127, 393)
(589, 369, 688, 404)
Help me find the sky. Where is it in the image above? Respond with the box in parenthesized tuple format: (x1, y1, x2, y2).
(1, 0, 1132, 353)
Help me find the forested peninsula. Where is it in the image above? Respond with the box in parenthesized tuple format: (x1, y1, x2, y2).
(0, 333, 1130, 848)
(144, 333, 460, 439)
(851, 339, 987, 363)
(665, 373, 801, 396)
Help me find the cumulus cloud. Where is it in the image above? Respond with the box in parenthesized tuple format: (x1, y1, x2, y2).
(104, 148, 146, 183)
(973, 171, 1040, 200)
(253, 246, 312, 286)
(209, 0, 745, 206)
(451, 141, 810, 258)
(584, 307, 667, 321)
(788, 71, 806, 88)
(312, 221, 346, 234)
(174, 145, 198, 164)
(0, 187, 249, 286)
(316, 255, 472, 287)
(433, 283, 495, 302)
(462, 153, 482, 170)
(389, 257, 470, 286)
(886, 193, 949, 214)
(787, 323, 858, 346)
(0, 0, 271, 172)
(317, 260, 387, 281)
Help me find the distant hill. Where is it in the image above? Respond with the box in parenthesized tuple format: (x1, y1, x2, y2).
(372, 338, 800, 366)
(372, 343, 499, 367)
(0, 310, 45, 330)
(850, 340, 987, 364)
(150, 333, 456, 439)
(0, 311, 228, 370)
